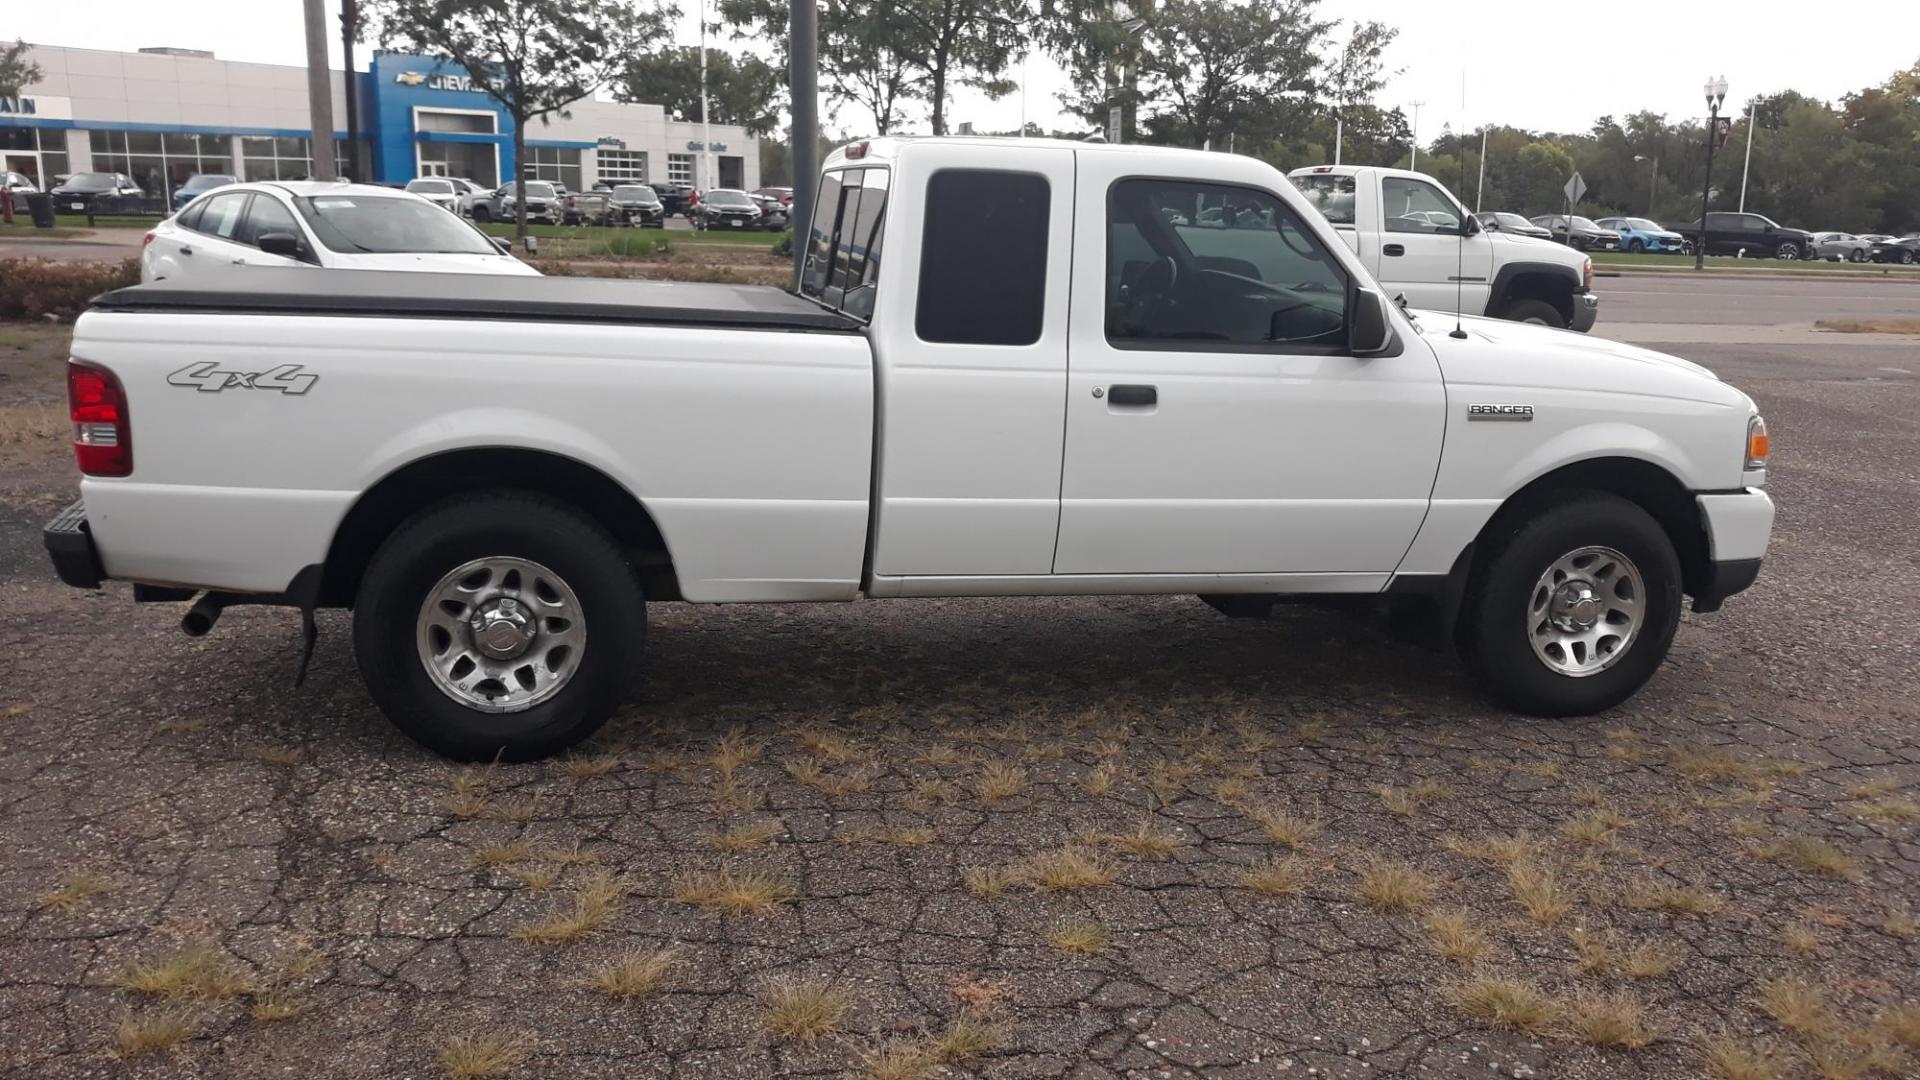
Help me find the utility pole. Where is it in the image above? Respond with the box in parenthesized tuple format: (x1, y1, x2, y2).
(1738, 100, 1755, 212)
(302, 0, 337, 179)
(789, 0, 818, 282)
(1409, 101, 1424, 170)
(1696, 75, 1727, 272)
(339, 0, 361, 181)
(1475, 126, 1487, 212)
(699, 0, 712, 191)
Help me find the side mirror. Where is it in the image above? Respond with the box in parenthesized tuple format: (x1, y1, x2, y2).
(257, 232, 303, 259)
(490, 237, 511, 255)
(1349, 287, 1393, 355)
(1482, 218, 1500, 231)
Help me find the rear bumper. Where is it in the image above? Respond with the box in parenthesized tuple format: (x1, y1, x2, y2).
(43, 499, 104, 589)
(1569, 290, 1599, 333)
(1690, 487, 1774, 612)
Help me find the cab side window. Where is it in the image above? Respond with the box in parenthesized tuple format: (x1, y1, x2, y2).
(238, 194, 302, 248)
(914, 169, 1049, 345)
(1106, 178, 1348, 352)
(1381, 178, 1462, 234)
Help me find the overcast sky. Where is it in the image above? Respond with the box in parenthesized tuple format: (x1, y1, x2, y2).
(12, 1, 1919, 143)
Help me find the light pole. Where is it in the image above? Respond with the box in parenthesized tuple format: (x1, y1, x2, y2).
(1105, 7, 1147, 144)
(1695, 75, 1727, 271)
(1738, 99, 1755, 212)
(1634, 153, 1657, 216)
(1409, 100, 1424, 169)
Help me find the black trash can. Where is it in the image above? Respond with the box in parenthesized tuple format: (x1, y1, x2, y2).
(25, 192, 56, 229)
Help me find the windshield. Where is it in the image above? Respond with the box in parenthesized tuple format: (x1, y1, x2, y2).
(614, 185, 657, 200)
(514, 182, 557, 200)
(182, 175, 234, 191)
(1493, 213, 1531, 228)
(295, 195, 499, 255)
(407, 180, 453, 194)
(1624, 218, 1663, 231)
(62, 173, 118, 191)
(705, 189, 754, 207)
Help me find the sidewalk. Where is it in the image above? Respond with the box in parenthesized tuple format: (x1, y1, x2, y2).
(0, 228, 146, 262)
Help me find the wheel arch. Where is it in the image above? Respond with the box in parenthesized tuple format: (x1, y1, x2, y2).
(319, 447, 680, 607)
(1490, 260, 1582, 322)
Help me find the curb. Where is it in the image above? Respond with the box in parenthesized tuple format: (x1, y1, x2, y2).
(1593, 266, 1920, 283)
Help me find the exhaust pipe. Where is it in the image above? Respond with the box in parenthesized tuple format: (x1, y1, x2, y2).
(181, 593, 231, 637)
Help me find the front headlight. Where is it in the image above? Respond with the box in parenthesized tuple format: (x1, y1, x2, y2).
(1745, 414, 1770, 470)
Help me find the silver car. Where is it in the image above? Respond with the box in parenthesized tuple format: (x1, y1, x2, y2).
(1810, 231, 1872, 263)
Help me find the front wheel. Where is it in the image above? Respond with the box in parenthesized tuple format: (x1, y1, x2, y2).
(1848, 248, 1867, 263)
(353, 492, 645, 761)
(1457, 492, 1682, 716)
(1499, 298, 1568, 328)
(1627, 239, 1645, 253)
(1774, 242, 1800, 260)
(1901, 250, 1916, 266)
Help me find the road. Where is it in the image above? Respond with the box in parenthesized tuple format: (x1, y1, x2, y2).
(1597, 269, 1920, 325)
(0, 278, 1915, 1079)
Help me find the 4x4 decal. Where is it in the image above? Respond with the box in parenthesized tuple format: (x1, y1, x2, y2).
(167, 362, 317, 395)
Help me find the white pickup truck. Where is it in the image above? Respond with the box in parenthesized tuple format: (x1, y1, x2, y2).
(1288, 165, 1599, 332)
(45, 137, 1773, 761)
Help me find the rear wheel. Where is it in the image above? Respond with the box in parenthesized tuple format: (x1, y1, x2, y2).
(1901, 250, 1916, 266)
(353, 492, 644, 761)
(1848, 248, 1867, 263)
(1457, 492, 1682, 716)
(1774, 242, 1800, 260)
(1499, 298, 1568, 328)
(472, 204, 492, 222)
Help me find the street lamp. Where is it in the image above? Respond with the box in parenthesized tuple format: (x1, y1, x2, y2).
(1633, 153, 1657, 216)
(1695, 75, 1727, 271)
(1105, 5, 1148, 144)
(1409, 100, 1424, 169)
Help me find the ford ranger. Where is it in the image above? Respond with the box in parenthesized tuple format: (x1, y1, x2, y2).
(44, 137, 1774, 760)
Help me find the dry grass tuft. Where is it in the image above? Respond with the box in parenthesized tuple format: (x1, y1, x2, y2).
(763, 977, 850, 1042)
(1700, 1033, 1783, 1080)
(1569, 928, 1676, 978)
(709, 820, 784, 851)
(975, 763, 1030, 802)
(439, 1030, 529, 1078)
(929, 1013, 1005, 1062)
(38, 870, 111, 912)
(510, 865, 560, 891)
(115, 940, 249, 999)
(257, 745, 306, 767)
(112, 1006, 201, 1058)
(471, 842, 533, 868)
(961, 866, 1013, 899)
(797, 727, 869, 763)
(1015, 847, 1116, 891)
(915, 742, 970, 766)
(1355, 857, 1435, 913)
(1883, 907, 1918, 940)
(1561, 809, 1631, 847)
(1239, 857, 1312, 898)
(1782, 922, 1822, 954)
(816, 765, 879, 797)
(1845, 778, 1902, 799)
(673, 867, 797, 915)
(1570, 783, 1609, 807)
(1879, 1003, 1920, 1049)
(1082, 762, 1121, 797)
(1441, 831, 1539, 867)
(1423, 909, 1488, 966)
(582, 945, 680, 997)
(1508, 860, 1573, 925)
(1047, 920, 1110, 954)
(1852, 798, 1920, 823)
(860, 1039, 935, 1080)
(1565, 991, 1658, 1048)
(1760, 835, 1862, 880)
(537, 840, 595, 863)
(1621, 940, 1681, 979)
(709, 729, 764, 778)
(511, 871, 625, 943)
(487, 795, 543, 823)
(1756, 977, 1834, 1038)
(1624, 877, 1723, 917)
(1099, 821, 1182, 860)
(1247, 806, 1322, 849)
(559, 751, 621, 779)
(250, 994, 303, 1023)
(1450, 977, 1557, 1033)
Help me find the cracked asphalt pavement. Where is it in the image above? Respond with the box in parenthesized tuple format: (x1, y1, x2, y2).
(1, 294, 1917, 1078)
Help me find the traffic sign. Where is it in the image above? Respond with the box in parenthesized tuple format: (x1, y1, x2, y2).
(1564, 171, 1587, 205)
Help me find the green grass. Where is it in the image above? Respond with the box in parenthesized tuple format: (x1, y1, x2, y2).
(0, 222, 90, 238)
(1591, 251, 1920, 274)
(53, 214, 157, 230)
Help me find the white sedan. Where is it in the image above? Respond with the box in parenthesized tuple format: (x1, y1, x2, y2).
(142, 181, 538, 283)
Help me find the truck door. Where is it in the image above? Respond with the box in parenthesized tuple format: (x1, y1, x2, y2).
(1053, 157, 1445, 580)
(1371, 175, 1493, 314)
(864, 144, 1078, 578)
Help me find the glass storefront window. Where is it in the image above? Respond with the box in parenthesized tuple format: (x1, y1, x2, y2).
(667, 153, 693, 184)
(597, 149, 647, 183)
(523, 145, 581, 190)
(89, 130, 249, 200)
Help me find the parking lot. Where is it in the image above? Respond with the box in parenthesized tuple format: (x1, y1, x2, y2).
(0, 276, 1916, 1079)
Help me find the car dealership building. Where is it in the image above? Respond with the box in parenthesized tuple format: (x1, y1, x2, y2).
(2, 43, 760, 203)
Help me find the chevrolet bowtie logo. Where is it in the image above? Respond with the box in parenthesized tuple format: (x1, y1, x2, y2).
(394, 71, 428, 86)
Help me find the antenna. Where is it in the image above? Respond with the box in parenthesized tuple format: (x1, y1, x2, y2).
(1448, 119, 1468, 339)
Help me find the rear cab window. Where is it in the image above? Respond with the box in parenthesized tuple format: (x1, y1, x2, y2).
(801, 166, 891, 322)
(913, 170, 1049, 345)
(1289, 172, 1356, 226)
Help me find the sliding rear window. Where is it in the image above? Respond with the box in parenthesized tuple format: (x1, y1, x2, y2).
(800, 167, 890, 321)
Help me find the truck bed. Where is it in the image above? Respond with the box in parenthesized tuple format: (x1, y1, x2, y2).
(93, 267, 862, 333)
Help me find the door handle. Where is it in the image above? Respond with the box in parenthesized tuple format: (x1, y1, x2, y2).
(1383, 243, 1406, 256)
(1106, 384, 1157, 407)
(179, 245, 194, 255)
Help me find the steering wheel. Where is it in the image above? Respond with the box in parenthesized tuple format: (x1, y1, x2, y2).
(1125, 255, 1179, 331)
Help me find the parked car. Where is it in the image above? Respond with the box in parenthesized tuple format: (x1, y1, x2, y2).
(141, 181, 537, 283)
(1290, 165, 1597, 330)
(46, 137, 1773, 761)
(693, 188, 770, 231)
(753, 185, 794, 208)
(170, 173, 236, 211)
(1869, 235, 1920, 265)
(1806, 232, 1871, 263)
(607, 184, 666, 227)
(1667, 212, 1815, 260)
(1530, 214, 1621, 252)
(442, 178, 490, 218)
(483, 180, 562, 225)
(49, 171, 143, 214)
(749, 191, 791, 230)
(655, 182, 697, 218)
(1594, 217, 1689, 254)
(1473, 212, 1553, 240)
(562, 189, 610, 226)
(403, 177, 462, 213)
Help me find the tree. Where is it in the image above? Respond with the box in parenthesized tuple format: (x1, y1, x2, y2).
(366, 0, 674, 239)
(884, 0, 1031, 135)
(717, 0, 925, 135)
(618, 45, 784, 135)
(1130, 0, 1331, 149)
(0, 39, 42, 101)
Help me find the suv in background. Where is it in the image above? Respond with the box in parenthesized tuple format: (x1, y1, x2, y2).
(608, 184, 666, 227)
(655, 182, 697, 218)
(1668, 212, 1815, 260)
(692, 188, 768, 231)
(49, 171, 143, 214)
(404, 177, 461, 213)
(1594, 216, 1689, 254)
(483, 180, 561, 225)
(1530, 214, 1621, 252)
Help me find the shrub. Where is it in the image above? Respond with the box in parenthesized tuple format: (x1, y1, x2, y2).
(584, 230, 666, 258)
(771, 229, 794, 257)
(0, 258, 141, 322)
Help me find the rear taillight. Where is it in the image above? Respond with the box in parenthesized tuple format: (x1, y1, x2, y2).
(69, 361, 132, 477)
(142, 231, 156, 247)
(1582, 257, 1593, 291)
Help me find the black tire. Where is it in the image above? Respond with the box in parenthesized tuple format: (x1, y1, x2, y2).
(1848, 248, 1867, 263)
(1499, 298, 1568, 328)
(1457, 492, 1682, 717)
(1627, 239, 1645, 253)
(1901, 250, 1916, 266)
(472, 204, 492, 223)
(1774, 242, 1799, 261)
(353, 492, 644, 761)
